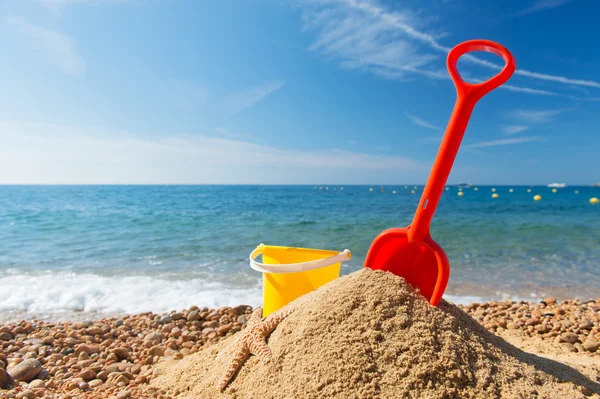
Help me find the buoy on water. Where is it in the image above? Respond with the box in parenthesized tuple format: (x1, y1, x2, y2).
(474, 187, 478, 191)
(552, 188, 557, 193)
(534, 195, 542, 201)
(392, 190, 396, 194)
(492, 188, 496, 192)
(458, 191, 464, 197)
(492, 193, 499, 199)
(340, 187, 344, 190)
(527, 189, 531, 193)
(509, 188, 514, 193)
(574, 190, 578, 194)
(590, 197, 600, 204)
(369, 188, 373, 192)
(411, 190, 415, 194)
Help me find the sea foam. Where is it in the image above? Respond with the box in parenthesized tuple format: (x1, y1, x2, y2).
(0, 272, 262, 321)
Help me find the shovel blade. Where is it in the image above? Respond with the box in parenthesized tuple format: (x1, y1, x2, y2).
(364, 228, 450, 306)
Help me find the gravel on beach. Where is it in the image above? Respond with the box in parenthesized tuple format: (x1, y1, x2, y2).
(1, 296, 599, 398)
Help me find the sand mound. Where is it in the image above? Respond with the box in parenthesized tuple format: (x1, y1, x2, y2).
(155, 269, 600, 399)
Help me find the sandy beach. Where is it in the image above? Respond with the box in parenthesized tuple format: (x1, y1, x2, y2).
(1, 272, 599, 399)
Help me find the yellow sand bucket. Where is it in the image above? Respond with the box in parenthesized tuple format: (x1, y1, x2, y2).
(249, 244, 351, 316)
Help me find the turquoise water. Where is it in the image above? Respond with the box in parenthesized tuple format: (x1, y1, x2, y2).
(0, 185, 598, 320)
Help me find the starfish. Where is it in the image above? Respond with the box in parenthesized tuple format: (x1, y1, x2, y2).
(217, 306, 295, 391)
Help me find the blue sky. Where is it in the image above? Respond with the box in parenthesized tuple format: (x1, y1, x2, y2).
(0, 0, 598, 184)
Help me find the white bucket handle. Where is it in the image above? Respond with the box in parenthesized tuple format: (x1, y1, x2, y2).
(249, 243, 351, 274)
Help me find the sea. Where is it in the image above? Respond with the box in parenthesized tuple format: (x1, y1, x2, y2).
(0, 185, 598, 322)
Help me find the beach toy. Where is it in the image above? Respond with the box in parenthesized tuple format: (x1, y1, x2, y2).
(364, 40, 516, 306)
(250, 244, 351, 316)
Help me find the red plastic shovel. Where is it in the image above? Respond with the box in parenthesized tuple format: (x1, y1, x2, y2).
(364, 40, 516, 306)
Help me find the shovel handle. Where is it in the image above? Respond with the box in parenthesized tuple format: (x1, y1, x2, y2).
(408, 40, 516, 244)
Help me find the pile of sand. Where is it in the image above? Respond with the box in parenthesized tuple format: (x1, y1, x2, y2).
(155, 269, 600, 399)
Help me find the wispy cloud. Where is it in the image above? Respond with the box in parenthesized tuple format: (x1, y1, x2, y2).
(7, 17, 86, 76)
(217, 81, 284, 115)
(298, 0, 600, 90)
(512, 109, 567, 123)
(509, 0, 575, 19)
(502, 125, 529, 135)
(0, 121, 421, 184)
(497, 84, 556, 96)
(405, 112, 441, 130)
(38, 0, 133, 10)
(215, 127, 258, 141)
(467, 137, 542, 149)
(168, 79, 210, 111)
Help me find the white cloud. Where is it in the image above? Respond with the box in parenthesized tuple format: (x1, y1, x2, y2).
(301, 0, 441, 79)
(168, 79, 210, 111)
(466, 137, 542, 149)
(7, 17, 86, 77)
(510, 0, 574, 18)
(405, 112, 441, 130)
(496, 84, 556, 96)
(298, 0, 600, 90)
(38, 0, 133, 11)
(217, 81, 284, 115)
(512, 109, 566, 123)
(215, 127, 258, 141)
(0, 121, 421, 184)
(502, 125, 529, 135)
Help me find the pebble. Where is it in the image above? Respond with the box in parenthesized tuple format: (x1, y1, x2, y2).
(583, 336, 600, 353)
(2, 299, 595, 398)
(0, 368, 16, 389)
(559, 332, 580, 344)
(187, 310, 200, 322)
(116, 389, 131, 399)
(543, 297, 557, 305)
(0, 332, 13, 341)
(89, 378, 104, 388)
(16, 390, 34, 399)
(111, 347, 130, 360)
(148, 345, 166, 357)
(144, 332, 162, 344)
(460, 299, 600, 355)
(28, 379, 45, 389)
(7, 359, 42, 382)
(78, 368, 96, 380)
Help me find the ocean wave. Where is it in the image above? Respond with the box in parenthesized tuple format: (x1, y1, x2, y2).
(0, 272, 262, 319)
(0, 270, 539, 322)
